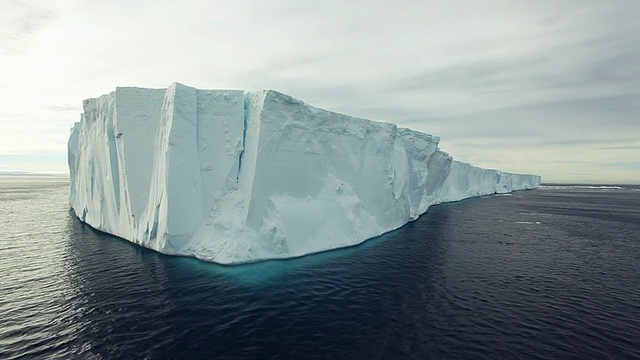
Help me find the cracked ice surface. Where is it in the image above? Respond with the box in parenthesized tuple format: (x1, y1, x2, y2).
(68, 83, 540, 264)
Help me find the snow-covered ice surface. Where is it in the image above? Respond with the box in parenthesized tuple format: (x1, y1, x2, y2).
(68, 83, 541, 264)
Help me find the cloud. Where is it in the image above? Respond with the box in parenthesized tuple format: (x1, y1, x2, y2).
(41, 105, 81, 112)
(0, 0, 638, 183)
(0, 1, 57, 55)
(598, 146, 640, 151)
(0, 152, 68, 173)
(383, 37, 640, 116)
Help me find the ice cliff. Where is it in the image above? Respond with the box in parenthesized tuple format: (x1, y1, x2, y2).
(68, 83, 540, 264)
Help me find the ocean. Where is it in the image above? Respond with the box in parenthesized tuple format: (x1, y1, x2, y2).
(1, 178, 639, 359)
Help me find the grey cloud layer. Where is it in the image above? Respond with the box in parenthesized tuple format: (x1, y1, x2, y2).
(0, 1, 57, 55)
(0, 0, 638, 182)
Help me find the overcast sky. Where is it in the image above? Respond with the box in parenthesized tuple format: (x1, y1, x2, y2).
(1, 0, 638, 183)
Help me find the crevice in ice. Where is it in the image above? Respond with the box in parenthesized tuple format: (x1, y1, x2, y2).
(149, 203, 160, 241)
(106, 115, 121, 211)
(194, 91, 206, 214)
(236, 94, 249, 180)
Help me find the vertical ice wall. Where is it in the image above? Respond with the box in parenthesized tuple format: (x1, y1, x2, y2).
(68, 83, 541, 264)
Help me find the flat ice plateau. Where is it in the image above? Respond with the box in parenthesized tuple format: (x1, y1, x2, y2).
(68, 83, 540, 264)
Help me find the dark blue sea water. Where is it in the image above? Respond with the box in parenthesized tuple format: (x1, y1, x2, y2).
(1, 179, 639, 359)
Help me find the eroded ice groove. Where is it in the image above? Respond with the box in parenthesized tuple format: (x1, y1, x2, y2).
(68, 83, 541, 264)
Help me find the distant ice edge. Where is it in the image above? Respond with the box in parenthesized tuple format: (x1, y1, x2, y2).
(68, 83, 541, 264)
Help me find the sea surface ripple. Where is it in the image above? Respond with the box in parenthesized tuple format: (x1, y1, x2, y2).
(1, 180, 639, 359)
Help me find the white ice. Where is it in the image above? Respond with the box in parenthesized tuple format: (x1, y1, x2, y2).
(68, 83, 541, 264)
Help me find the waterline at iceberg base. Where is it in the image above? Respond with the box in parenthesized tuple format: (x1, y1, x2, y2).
(68, 83, 540, 264)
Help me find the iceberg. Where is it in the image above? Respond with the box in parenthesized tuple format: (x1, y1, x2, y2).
(68, 83, 540, 264)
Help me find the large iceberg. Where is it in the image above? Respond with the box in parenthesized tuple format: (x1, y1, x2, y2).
(68, 83, 540, 264)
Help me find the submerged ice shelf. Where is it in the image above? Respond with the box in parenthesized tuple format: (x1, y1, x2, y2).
(68, 83, 540, 264)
